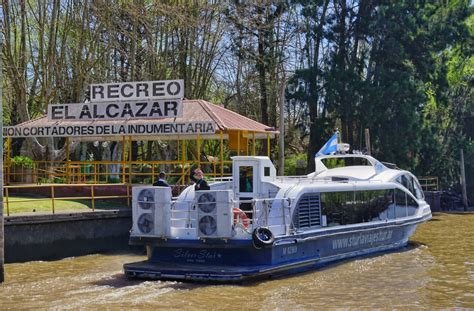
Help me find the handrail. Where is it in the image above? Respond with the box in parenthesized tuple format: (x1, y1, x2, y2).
(2, 183, 131, 216)
(4, 159, 233, 185)
(417, 176, 439, 191)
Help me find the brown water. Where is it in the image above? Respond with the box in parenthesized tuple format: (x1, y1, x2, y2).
(0, 213, 473, 309)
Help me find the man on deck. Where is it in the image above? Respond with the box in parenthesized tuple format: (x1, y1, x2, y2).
(153, 172, 170, 187)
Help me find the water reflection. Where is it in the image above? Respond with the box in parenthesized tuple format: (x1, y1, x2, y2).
(0, 213, 473, 309)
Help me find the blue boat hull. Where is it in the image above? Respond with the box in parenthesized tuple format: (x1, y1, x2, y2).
(124, 217, 427, 282)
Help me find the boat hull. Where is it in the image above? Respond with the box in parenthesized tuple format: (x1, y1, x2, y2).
(124, 216, 428, 282)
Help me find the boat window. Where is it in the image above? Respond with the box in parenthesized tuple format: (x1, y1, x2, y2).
(239, 166, 253, 193)
(413, 179, 424, 199)
(407, 194, 418, 207)
(321, 190, 394, 226)
(264, 167, 271, 177)
(321, 157, 371, 169)
(401, 175, 409, 189)
(400, 174, 422, 199)
(393, 188, 407, 218)
(393, 188, 420, 217)
(406, 193, 419, 216)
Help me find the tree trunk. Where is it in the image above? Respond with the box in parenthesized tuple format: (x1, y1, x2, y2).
(307, 0, 330, 172)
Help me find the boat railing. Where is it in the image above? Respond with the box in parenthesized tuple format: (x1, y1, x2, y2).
(168, 196, 292, 236)
(209, 177, 233, 182)
(276, 176, 386, 185)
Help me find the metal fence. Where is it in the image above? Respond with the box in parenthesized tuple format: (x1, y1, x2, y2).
(3, 183, 131, 216)
(417, 176, 439, 192)
(4, 159, 233, 186)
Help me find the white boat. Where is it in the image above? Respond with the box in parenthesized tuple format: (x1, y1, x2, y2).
(124, 153, 431, 282)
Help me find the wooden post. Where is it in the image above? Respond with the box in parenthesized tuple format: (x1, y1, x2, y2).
(460, 149, 468, 211)
(252, 132, 256, 156)
(181, 139, 186, 186)
(91, 185, 95, 212)
(279, 79, 286, 175)
(128, 136, 132, 184)
(0, 33, 5, 282)
(246, 132, 249, 155)
(6, 138, 11, 184)
(267, 134, 270, 157)
(197, 133, 201, 168)
(237, 130, 241, 156)
(364, 128, 371, 155)
(220, 131, 224, 176)
(51, 186, 55, 214)
(66, 137, 70, 183)
(121, 136, 126, 183)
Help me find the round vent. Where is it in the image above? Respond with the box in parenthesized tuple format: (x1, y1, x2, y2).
(197, 193, 216, 213)
(138, 189, 155, 209)
(137, 214, 153, 234)
(198, 215, 217, 235)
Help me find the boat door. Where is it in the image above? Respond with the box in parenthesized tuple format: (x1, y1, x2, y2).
(233, 160, 259, 215)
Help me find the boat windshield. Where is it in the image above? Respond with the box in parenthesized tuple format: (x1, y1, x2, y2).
(321, 157, 372, 169)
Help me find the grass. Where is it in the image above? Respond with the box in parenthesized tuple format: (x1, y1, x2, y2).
(4, 196, 129, 214)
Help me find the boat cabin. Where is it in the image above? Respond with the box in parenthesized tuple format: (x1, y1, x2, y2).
(130, 155, 429, 242)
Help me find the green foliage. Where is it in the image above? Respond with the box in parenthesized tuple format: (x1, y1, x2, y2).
(108, 177, 121, 184)
(10, 156, 34, 169)
(284, 153, 307, 176)
(53, 177, 66, 184)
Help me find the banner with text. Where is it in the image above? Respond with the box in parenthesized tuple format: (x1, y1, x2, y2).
(3, 122, 215, 138)
(47, 99, 183, 121)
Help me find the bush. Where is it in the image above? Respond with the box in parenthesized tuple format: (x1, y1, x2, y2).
(53, 177, 66, 184)
(108, 177, 121, 184)
(284, 153, 307, 176)
(11, 156, 34, 168)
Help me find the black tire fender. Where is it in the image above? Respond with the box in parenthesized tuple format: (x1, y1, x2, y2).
(252, 227, 274, 248)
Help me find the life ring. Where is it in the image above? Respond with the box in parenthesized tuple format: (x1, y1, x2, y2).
(233, 208, 250, 229)
(252, 227, 274, 248)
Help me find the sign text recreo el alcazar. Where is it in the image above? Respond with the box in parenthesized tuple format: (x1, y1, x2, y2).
(48, 79, 185, 121)
(89, 80, 184, 102)
(47, 100, 183, 121)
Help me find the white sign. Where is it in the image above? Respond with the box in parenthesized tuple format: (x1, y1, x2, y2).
(47, 99, 183, 121)
(3, 122, 215, 138)
(89, 80, 184, 102)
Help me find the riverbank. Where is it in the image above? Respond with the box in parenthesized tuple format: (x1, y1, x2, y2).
(4, 209, 134, 263)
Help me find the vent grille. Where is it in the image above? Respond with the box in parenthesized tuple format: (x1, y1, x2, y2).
(293, 194, 321, 230)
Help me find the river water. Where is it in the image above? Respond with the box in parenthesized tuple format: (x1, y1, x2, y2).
(1, 213, 473, 309)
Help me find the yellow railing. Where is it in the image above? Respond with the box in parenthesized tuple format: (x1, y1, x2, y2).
(4, 159, 233, 185)
(3, 183, 131, 216)
(418, 176, 439, 191)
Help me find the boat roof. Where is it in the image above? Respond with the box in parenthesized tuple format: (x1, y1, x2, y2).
(315, 166, 377, 180)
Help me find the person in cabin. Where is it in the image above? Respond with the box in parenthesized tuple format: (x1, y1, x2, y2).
(239, 169, 253, 193)
(190, 167, 210, 191)
(153, 172, 171, 187)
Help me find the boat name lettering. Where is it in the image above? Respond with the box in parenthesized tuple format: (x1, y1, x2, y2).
(282, 246, 298, 256)
(173, 249, 221, 260)
(332, 230, 393, 250)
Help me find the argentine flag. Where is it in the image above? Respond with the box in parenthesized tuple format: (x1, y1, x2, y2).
(315, 132, 338, 157)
